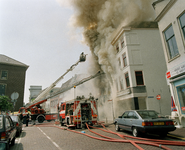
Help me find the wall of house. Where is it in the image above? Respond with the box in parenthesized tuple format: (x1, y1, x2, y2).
(154, 0, 185, 127)
(112, 28, 171, 118)
(0, 64, 27, 111)
(157, 0, 185, 70)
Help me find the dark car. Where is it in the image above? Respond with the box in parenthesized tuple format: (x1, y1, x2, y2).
(0, 114, 16, 150)
(10, 115, 22, 137)
(114, 110, 176, 137)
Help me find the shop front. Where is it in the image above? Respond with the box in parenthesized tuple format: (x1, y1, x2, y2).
(167, 62, 185, 127)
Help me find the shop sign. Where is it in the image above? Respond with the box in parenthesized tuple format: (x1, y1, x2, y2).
(182, 107, 185, 111)
(166, 72, 171, 79)
(166, 62, 185, 79)
(148, 96, 154, 98)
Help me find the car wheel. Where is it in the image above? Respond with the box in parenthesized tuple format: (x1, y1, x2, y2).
(115, 123, 120, 131)
(6, 143, 9, 150)
(11, 137, 15, 146)
(16, 130, 20, 137)
(132, 127, 139, 137)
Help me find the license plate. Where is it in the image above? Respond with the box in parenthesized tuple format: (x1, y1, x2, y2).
(154, 122, 164, 125)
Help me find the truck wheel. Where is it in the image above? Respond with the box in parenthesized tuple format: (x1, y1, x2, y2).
(38, 116, 45, 123)
(60, 117, 64, 126)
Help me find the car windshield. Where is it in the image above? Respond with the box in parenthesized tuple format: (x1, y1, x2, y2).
(0, 116, 3, 129)
(10, 116, 18, 122)
(137, 110, 166, 119)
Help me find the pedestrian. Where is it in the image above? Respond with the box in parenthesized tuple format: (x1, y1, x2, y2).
(26, 113, 30, 127)
(19, 112, 23, 121)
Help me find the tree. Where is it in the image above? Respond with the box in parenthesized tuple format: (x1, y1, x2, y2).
(0, 95, 13, 113)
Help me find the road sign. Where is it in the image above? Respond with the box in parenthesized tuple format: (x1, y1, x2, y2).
(11, 92, 19, 100)
(156, 94, 161, 100)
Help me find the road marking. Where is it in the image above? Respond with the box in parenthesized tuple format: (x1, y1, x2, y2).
(14, 128, 24, 150)
(168, 134, 185, 140)
(37, 127, 62, 150)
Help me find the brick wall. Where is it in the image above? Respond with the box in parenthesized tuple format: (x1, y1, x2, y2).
(0, 64, 27, 111)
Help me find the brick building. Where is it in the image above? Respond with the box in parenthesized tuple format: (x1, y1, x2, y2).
(0, 54, 29, 111)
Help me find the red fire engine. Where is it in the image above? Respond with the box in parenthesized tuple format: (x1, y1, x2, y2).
(59, 95, 98, 128)
(18, 99, 57, 123)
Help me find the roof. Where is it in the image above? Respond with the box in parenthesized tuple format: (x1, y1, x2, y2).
(0, 54, 29, 68)
(111, 21, 158, 45)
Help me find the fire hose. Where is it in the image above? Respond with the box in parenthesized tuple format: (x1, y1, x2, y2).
(35, 123, 185, 150)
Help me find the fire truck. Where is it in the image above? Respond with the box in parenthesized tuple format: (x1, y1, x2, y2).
(18, 99, 57, 123)
(59, 95, 98, 128)
(18, 53, 87, 124)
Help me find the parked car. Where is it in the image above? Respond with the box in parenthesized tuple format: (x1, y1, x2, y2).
(0, 114, 16, 150)
(10, 115, 22, 137)
(114, 110, 176, 137)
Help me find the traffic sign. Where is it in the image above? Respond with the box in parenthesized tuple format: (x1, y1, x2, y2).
(11, 92, 19, 100)
(156, 94, 161, 100)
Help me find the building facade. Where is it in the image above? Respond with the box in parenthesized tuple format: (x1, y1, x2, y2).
(111, 22, 172, 118)
(153, 0, 185, 127)
(0, 54, 29, 111)
(29, 86, 42, 102)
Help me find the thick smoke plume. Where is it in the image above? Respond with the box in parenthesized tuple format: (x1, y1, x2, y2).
(58, 0, 155, 83)
(57, 0, 156, 121)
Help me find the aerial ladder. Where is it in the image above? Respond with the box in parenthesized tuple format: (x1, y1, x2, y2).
(19, 53, 87, 123)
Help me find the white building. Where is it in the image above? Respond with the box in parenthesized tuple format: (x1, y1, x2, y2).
(29, 86, 42, 102)
(153, 0, 185, 127)
(111, 22, 172, 118)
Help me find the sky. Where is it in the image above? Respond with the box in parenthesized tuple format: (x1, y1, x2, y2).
(0, 0, 91, 104)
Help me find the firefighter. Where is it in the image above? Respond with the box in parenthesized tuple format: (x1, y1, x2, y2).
(19, 112, 23, 122)
(26, 113, 30, 127)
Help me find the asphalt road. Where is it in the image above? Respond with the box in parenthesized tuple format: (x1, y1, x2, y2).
(10, 122, 185, 150)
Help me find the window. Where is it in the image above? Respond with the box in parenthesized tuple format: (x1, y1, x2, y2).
(0, 84, 6, 96)
(5, 118, 10, 129)
(128, 112, 134, 118)
(0, 116, 3, 129)
(179, 12, 185, 39)
(122, 53, 127, 67)
(176, 84, 185, 114)
(125, 72, 130, 88)
(121, 38, 125, 48)
(164, 25, 179, 59)
(122, 112, 129, 118)
(135, 71, 144, 85)
(116, 44, 119, 53)
(1, 71, 8, 80)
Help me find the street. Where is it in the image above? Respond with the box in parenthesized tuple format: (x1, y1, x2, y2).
(9, 122, 185, 150)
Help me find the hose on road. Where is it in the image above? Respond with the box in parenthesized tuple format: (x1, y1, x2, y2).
(35, 123, 185, 150)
